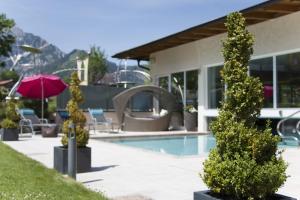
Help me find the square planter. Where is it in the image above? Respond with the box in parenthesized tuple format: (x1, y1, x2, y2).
(194, 191, 297, 200)
(53, 146, 91, 174)
(0, 128, 19, 141)
(184, 111, 197, 131)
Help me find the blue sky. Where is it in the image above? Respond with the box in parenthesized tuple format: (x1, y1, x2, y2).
(0, 0, 265, 62)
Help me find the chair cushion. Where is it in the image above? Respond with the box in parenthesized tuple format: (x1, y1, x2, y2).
(89, 109, 106, 122)
(57, 110, 69, 119)
(90, 109, 103, 115)
(20, 109, 35, 116)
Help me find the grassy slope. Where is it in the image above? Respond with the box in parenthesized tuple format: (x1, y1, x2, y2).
(0, 142, 109, 200)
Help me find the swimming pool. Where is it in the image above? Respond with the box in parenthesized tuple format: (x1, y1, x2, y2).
(106, 135, 215, 156)
(103, 134, 298, 156)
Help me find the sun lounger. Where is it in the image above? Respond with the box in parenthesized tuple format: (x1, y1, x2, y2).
(18, 108, 51, 135)
(88, 108, 114, 133)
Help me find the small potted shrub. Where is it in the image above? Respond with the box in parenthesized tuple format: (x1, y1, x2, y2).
(194, 12, 294, 200)
(0, 99, 20, 141)
(53, 72, 90, 174)
(183, 105, 197, 131)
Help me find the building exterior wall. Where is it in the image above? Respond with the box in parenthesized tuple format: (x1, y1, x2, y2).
(150, 11, 300, 132)
(77, 58, 89, 86)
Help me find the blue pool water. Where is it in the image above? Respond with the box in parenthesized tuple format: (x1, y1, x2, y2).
(108, 135, 298, 156)
(110, 135, 216, 156)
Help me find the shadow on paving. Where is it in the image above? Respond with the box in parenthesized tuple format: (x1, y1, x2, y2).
(90, 165, 118, 172)
(82, 179, 103, 184)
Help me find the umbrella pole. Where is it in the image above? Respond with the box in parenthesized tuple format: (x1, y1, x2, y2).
(42, 97, 44, 121)
(41, 78, 44, 122)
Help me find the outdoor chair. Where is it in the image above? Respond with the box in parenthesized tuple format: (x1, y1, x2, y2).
(18, 108, 49, 135)
(113, 85, 176, 131)
(88, 108, 114, 133)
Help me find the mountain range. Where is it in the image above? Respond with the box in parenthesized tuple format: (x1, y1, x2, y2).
(1, 27, 118, 77)
(0, 27, 148, 85)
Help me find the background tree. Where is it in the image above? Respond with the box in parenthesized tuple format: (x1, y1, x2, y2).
(0, 69, 19, 82)
(61, 72, 89, 147)
(202, 12, 287, 199)
(0, 14, 15, 68)
(88, 46, 107, 84)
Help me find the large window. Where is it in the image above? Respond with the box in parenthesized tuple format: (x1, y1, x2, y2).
(277, 52, 300, 107)
(158, 76, 169, 90)
(171, 72, 184, 105)
(186, 70, 198, 107)
(207, 66, 223, 109)
(249, 57, 273, 108)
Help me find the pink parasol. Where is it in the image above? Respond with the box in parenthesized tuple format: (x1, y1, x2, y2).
(17, 74, 68, 119)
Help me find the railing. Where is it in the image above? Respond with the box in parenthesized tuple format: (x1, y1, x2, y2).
(276, 110, 300, 144)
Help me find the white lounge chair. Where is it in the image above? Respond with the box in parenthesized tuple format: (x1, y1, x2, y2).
(18, 108, 48, 135)
(88, 108, 114, 133)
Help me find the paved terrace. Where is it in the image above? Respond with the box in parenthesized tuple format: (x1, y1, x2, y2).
(4, 132, 300, 200)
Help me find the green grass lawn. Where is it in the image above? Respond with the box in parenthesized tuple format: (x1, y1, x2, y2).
(0, 142, 109, 200)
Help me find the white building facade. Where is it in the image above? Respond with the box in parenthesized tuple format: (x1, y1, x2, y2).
(113, 1, 300, 132)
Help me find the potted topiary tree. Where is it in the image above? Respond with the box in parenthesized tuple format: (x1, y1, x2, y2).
(54, 72, 90, 174)
(0, 98, 20, 141)
(194, 12, 293, 200)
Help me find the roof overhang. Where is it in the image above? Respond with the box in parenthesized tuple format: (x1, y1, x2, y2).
(113, 0, 300, 61)
(0, 79, 13, 86)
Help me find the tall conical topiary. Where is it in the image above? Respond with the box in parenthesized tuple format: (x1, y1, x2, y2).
(202, 12, 287, 199)
(61, 72, 89, 147)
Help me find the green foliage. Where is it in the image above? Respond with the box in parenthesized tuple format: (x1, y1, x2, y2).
(0, 70, 19, 82)
(202, 12, 287, 199)
(1, 99, 19, 129)
(88, 46, 107, 85)
(0, 87, 8, 101)
(61, 72, 89, 147)
(0, 14, 15, 68)
(1, 118, 18, 129)
(0, 70, 19, 102)
(48, 98, 56, 114)
(0, 102, 5, 122)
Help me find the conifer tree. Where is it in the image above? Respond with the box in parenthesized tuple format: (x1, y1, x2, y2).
(88, 46, 107, 85)
(202, 12, 287, 199)
(61, 72, 89, 147)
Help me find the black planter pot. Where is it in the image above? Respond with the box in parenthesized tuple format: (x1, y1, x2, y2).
(53, 146, 91, 174)
(184, 111, 197, 131)
(194, 191, 297, 200)
(0, 128, 19, 141)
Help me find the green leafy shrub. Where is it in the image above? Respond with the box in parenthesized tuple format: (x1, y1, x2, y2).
(1, 119, 17, 129)
(1, 99, 19, 129)
(61, 72, 89, 147)
(202, 12, 287, 200)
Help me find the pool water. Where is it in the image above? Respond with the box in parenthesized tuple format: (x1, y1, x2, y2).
(107, 135, 298, 156)
(109, 135, 216, 156)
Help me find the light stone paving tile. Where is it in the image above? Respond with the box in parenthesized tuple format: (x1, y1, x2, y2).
(4, 135, 300, 200)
